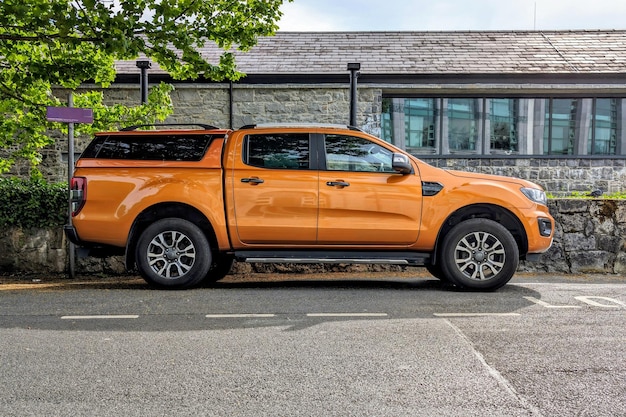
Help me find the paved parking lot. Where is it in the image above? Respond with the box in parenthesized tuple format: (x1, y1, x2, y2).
(1, 272, 624, 416)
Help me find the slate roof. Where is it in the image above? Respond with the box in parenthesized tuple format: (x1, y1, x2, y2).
(115, 30, 626, 76)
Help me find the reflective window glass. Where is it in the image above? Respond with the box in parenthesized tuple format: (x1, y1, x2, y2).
(542, 99, 577, 155)
(589, 99, 618, 155)
(489, 99, 518, 154)
(244, 134, 310, 169)
(82, 134, 216, 161)
(324, 135, 394, 172)
(447, 99, 479, 152)
(381, 96, 624, 156)
(381, 98, 437, 153)
(405, 99, 437, 152)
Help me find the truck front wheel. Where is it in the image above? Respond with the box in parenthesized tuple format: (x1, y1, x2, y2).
(440, 219, 519, 291)
(135, 218, 212, 289)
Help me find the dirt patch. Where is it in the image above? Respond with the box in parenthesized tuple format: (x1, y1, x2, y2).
(2, 270, 624, 291)
(0, 270, 433, 291)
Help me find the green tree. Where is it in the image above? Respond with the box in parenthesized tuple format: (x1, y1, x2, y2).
(0, 0, 290, 176)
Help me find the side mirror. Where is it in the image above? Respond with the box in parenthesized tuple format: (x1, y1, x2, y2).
(392, 153, 412, 174)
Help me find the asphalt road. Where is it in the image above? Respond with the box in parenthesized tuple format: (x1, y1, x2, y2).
(0, 272, 625, 416)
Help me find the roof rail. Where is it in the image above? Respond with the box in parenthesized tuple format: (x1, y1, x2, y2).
(120, 123, 219, 131)
(238, 123, 363, 132)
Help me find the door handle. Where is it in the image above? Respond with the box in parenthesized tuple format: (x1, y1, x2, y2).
(241, 177, 264, 184)
(326, 181, 350, 187)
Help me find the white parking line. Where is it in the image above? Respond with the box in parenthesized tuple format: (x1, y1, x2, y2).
(442, 319, 544, 415)
(61, 315, 139, 320)
(205, 314, 276, 318)
(306, 313, 388, 317)
(57, 312, 529, 320)
(434, 313, 521, 317)
(574, 296, 626, 308)
(523, 296, 581, 308)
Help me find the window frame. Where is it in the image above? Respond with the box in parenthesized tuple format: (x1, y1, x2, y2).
(381, 95, 625, 157)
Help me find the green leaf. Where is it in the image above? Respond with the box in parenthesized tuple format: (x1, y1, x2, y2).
(1, 0, 291, 174)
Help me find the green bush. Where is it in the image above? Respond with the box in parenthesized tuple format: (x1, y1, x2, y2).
(547, 191, 626, 199)
(0, 178, 67, 228)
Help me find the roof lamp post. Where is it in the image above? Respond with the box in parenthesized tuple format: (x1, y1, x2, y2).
(347, 62, 360, 127)
(136, 60, 151, 104)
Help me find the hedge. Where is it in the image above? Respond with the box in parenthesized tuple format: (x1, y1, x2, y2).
(0, 178, 68, 228)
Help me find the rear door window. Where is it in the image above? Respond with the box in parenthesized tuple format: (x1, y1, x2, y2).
(243, 133, 311, 169)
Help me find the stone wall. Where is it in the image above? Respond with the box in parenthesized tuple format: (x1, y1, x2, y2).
(0, 228, 67, 274)
(40, 83, 369, 183)
(522, 199, 626, 274)
(423, 157, 626, 195)
(1, 200, 625, 277)
(37, 83, 625, 194)
(518, 199, 626, 274)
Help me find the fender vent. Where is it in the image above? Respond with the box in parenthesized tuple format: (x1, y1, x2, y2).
(422, 181, 444, 196)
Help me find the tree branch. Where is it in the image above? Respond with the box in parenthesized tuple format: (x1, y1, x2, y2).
(0, 81, 40, 106)
(73, 0, 100, 40)
(0, 33, 101, 42)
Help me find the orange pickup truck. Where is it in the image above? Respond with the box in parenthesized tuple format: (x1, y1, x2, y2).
(65, 123, 553, 290)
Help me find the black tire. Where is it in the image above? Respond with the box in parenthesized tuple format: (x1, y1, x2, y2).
(439, 219, 519, 291)
(135, 218, 212, 289)
(202, 254, 235, 284)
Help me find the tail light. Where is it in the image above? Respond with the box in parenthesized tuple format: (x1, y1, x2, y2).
(70, 176, 87, 216)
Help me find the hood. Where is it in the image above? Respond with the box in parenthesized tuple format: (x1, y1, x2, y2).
(445, 169, 543, 190)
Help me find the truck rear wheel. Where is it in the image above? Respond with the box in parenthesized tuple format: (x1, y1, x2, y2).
(135, 218, 212, 289)
(440, 219, 518, 291)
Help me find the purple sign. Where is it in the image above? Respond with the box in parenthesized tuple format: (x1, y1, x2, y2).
(46, 106, 93, 123)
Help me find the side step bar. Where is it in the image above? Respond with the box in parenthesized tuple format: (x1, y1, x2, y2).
(233, 251, 430, 266)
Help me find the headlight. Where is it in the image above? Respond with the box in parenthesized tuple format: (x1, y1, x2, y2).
(521, 187, 547, 206)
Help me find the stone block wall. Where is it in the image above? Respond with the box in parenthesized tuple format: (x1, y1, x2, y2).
(1, 200, 625, 277)
(40, 83, 365, 183)
(518, 199, 626, 274)
(0, 228, 67, 274)
(37, 83, 625, 194)
(551, 199, 625, 273)
(423, 157, 626, 195)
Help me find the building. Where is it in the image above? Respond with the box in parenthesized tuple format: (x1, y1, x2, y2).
(54, 30, 626, 193)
